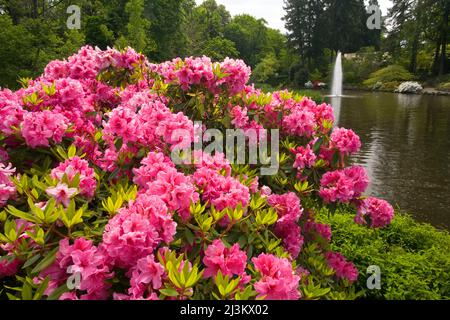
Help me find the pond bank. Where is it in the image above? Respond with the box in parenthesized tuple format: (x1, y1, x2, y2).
(343, 86, 450, 96)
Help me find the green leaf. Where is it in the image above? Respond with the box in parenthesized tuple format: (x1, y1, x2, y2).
(6, 206, 37, 223)
(31, 247, 59, 274)
(184, 229, 194, 246)
(33, 277, 50, 300)
(67, 145, 76, 158)
(159, 288, 179, 297)
(22, 254, 42, 269)
(22, 281, 33, 300)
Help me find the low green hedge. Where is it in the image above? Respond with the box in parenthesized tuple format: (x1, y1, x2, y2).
(318, 210, 450, 300)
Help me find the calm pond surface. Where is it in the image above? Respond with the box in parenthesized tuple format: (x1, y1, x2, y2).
(326, 91, 450, 230)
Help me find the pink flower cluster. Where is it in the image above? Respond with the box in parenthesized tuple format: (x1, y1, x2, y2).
(0, 89, 24, 135)
(51, 157, 97, 198)
(303, 217, 332, 243)
(325, 252, 359, 283)
(268, 193, 304, 258)
(194, 167, 250, 215)
(151, 56, 250, 94)
(114, 254, 164, 300)
(40, 238, 113, 300)
(133, 152, 175, 189)
(102, 194, 175, 269)
(330, 128, 361, 155)
(252, 254, 301, 300)
(145, 168, 199, 221)
(21, 111, 69, 148)
(319, 166, 369, 203)
(355, 197, 395, 228)
(203, 240, 249, 282)
(0, 162, 16, 207)
(292, 145, 317, 170)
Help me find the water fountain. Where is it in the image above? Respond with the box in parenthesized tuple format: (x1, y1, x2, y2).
(331, 51, 343, 97)
(330, 52, 342, 125)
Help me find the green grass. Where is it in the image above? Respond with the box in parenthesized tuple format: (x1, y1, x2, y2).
(317, 209, 450, 300)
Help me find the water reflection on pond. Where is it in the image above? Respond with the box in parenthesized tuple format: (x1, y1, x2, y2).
(326, 91, 450, 230)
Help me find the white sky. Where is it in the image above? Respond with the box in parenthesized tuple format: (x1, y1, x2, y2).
(195, 0, 393, 34)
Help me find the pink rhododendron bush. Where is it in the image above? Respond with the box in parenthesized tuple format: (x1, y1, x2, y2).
(0, 46, 394, 300)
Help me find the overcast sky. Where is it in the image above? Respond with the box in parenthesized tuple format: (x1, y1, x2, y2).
(195, 0, 393, 34)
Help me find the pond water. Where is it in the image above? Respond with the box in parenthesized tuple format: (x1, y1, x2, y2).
(326, 91, 450, 230)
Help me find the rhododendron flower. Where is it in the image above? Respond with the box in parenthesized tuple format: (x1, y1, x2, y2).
(252, 254, 300, 300)
(0, 89, 24, 136)
(145, 168, 199, 221)
(355, 197, 394, 228)
(102, 209, 161, 269)
(40, 238, 113, 300)
(283, 108, 316, 138)
(133, 152, 175, 189)
(191, 151, 231, 176)
(268, 193, 304, 258)
(21, 110, 68, 148)
(0, 257, 21, 279)
(292, 145, 317, 170)
(0, 162, 16, 207)
(46, 183, 78, 207)
(129, 193, 177, 244)
(203, 240, 248, 279)
(51, 157, 97, 198)
(194, 167, 250, 218)
(304, 218, 332, 242)
(325, 252, 359, 283)
(117, 254, 165, 300)
(230, 106, 249, 128)
(319, 166, 369, 203)
(331, 127, 361, 155)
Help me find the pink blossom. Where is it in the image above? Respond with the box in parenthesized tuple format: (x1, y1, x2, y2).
(0, 257, 21, 278)
(319, 166, 369, 203)
(129, 193, 177, 244)
(101, 210, 160, 269)
(355, 197, 394, 228)
(145, 168, 199, 221)
(21, 111, 68, 148)
(118, 254, 165, 300)
(230, 106, 249, 128)
(282, 108, 316, 138)
(46, 183, 78, 207)
(292, 145, 317, 170)
(51, 157, 97, 198)
(331, 128, 361, 155)
(0, 89, 24, 135)
(0, 162, 16, 207)
(133, 152, 175, 189)
(252, 254, 300, 300)
(203, 240, 248, 279)
(40, 238, 113, 300)
(325, 252, 359, 283)
(194, 167, 250, 216)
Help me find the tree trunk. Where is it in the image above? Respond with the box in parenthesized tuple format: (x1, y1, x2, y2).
(432, 39, 441, 76)
(409, 33, 419, 73)
(32, 0, 38, 19)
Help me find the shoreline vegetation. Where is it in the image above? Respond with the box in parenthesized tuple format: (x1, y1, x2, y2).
(319, 209, 450, 299)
